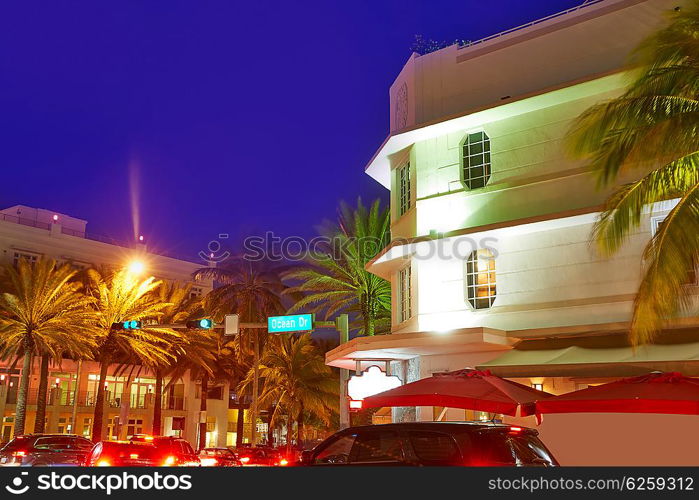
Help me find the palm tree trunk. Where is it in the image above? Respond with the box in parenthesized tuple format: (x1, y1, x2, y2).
(296, 403, 304, 449)
(198, 374, 208, 451)
(236, 406, 244, 447)
(14, 346, 33, 437)
(250, 332, 259, 445)
(152, 369, 163, 435)
(33, 354, 50, 433)
(286, 410, 294, 456)
(92, 358, 110, 442)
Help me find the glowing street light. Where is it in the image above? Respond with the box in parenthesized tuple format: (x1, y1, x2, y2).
(127, 260, 145, 274)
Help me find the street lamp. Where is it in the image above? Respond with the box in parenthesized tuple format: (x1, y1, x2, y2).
(127, 260, 145, 275)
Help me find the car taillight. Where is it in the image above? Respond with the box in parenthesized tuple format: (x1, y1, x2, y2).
(129, 453, 139, 459)
(163, 455, 176, 466)
(12, 451, 26, 458)
(240, 456, 250, 463)
(509, 426, 523, 433)
(96, 459, 111, 466)
(200, 457, 218, 467)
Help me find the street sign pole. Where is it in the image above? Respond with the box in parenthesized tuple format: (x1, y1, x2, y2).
(335, 314, 350, 430)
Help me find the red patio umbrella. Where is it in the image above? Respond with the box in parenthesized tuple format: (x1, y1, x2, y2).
(530, 372, 699, 416)
(362, 369, 551, 417)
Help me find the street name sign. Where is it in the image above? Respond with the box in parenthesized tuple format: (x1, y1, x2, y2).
(268, 314, 313, 334)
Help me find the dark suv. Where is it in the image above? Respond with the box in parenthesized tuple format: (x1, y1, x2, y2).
(299, 422, 558, 466)
(128, 435, 199, 466)
(0, 434, 94, 466)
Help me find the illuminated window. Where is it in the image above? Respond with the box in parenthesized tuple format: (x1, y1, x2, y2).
(461, 131, 491, 189)
(465, 249, 496, 309)
(398, 265, 412, 323)
(189, 286, 203, 299)
(531, 383, 543, 392)
(397, 163, 411, 216)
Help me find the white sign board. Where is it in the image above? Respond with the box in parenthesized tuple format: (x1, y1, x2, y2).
(224, 314, 239, 336)
(347, 366, 402, 400)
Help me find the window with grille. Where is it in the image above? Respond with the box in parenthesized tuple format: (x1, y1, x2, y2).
(461, 131, 491, 189)
(398, 265, 412, 323)
(465, 249, 496, 309)
(397, 163, 411, 216)
(13, 251, 40, 266)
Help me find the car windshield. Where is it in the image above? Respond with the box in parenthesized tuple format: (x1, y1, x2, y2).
(102, 443, 162, 459)
(469, 430, 557, 466)
(34, 437, 92, 451)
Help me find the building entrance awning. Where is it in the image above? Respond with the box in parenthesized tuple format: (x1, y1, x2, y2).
(477, 330, 699, 378)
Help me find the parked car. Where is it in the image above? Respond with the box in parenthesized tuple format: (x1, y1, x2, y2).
(235, 446, 289, 466)
(84, 441, 171, 467)
(129, 435, 200, 466)
(0, 434, 94, 467)
(199, 447, 242, 467)
(298, 422, 558, 466)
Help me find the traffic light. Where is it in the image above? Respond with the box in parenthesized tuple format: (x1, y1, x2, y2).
(186, 319, 214, 329)
(111, 320, 142, 330)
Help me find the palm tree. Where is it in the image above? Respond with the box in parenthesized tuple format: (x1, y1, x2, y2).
(566, 4, 699, 344)
(149, 282, 197, 435)
(164, 326, 218, 450)
(193, 257, 288, 445)
(86, 268, 180, 442)
(283, 198, 391, 336)
(0, 258, 99, 436)
(240, 334, 337, 453)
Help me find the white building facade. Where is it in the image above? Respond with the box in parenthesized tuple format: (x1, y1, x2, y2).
(326, 0, 699, 465)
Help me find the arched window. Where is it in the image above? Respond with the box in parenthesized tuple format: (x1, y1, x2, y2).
(461, 131, 491, 189)
(465, 249, 496, 309)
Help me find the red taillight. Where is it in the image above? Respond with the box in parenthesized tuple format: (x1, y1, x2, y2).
(12, 451, 26, 458)
(278, 458, 289, 466)
(509, 426, 522, 433)
(96, 459, 111, 466)
(200, 457, 218, 467)
(163, 455, 176, 466)
(240, 456, 250, 463)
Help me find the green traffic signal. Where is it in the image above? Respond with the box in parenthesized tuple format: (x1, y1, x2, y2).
(186, 319, 214, 329)
(111, 320, 142, 331)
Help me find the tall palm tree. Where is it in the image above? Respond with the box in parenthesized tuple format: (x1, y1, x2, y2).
(283, 198, 391, 336)
(0, 258, 99, 436)
(240, 334, 337, 452)
(149, 282, 197, 435)
(193, 257, 288, 445)
(164, 326, 218, 450)
(566, 4, 699, 344)
(86, 268, 180, 442)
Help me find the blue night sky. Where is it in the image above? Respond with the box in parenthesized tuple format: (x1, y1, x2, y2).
(0, 0, 581, 262)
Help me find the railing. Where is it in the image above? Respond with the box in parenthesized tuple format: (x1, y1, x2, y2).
(164, 396, 185, 411)
(457, 0, 606, 50)
(0, 213, 50, 230)
(61, 226, 86, 238)
(0, 211, 204, 264)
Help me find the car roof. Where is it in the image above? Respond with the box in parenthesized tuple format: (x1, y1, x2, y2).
(338, 421, 533, 433)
